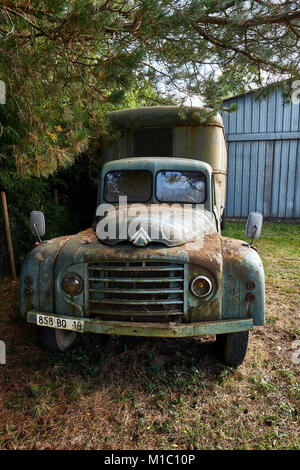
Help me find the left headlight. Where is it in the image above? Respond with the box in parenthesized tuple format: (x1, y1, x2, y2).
(191, 275, 212, 298)
(62, 274, 83, 296)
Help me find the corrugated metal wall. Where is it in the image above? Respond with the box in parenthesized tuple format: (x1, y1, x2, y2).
(222, 88, 300, 218)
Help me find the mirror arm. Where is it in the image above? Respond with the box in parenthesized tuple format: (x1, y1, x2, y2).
(250, 224, 257, 247)
(33, 223, 43, 243)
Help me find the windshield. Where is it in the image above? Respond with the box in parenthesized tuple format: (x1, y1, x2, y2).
(156, 170, 206, 203)
(104, 170, 152, 202)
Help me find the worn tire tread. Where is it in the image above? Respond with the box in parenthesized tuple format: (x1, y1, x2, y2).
(216, 330, 250, 367)
(39, 326, 76, 352)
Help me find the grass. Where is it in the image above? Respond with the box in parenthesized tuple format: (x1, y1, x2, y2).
(0, 222, 299, 450)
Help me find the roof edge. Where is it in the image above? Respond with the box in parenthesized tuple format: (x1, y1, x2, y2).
(107, 106, 223, 128)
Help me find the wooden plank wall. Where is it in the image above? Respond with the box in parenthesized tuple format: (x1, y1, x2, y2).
(222, 88, 300, 218)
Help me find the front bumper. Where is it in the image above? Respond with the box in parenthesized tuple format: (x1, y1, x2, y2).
(27, 310, 253, 337)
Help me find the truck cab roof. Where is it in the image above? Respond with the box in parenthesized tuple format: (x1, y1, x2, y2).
(101, 157, 213, 175)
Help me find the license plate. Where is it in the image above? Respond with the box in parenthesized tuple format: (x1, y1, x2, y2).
(36, 314, 84, 333)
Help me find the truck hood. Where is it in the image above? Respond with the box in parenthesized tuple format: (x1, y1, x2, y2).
(20, 228, 223, 316)
(25, 229, 222, 270)
(96, 204, 216, 247)
(21, 229, 265, 326)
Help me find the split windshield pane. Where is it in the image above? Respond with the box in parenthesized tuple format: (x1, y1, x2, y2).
(104, 170, 152, 202)
(156, 171, 206, 203)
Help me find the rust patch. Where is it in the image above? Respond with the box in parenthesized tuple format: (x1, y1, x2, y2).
(185, 233, 222, 277)
(50, 228, 97, 263)
(51, 235, 76, 263)
(220, 236, 249, 270)
(184, 233, 223, 322)
(77, 228, 97, 244)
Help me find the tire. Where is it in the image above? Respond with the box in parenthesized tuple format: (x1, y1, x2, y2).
(39, 327, 77, 352)
(215, 330, 250, 366)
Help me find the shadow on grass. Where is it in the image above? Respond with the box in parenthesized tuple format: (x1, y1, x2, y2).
(1, 281, 234, 414)
(41, 331, 232, 393)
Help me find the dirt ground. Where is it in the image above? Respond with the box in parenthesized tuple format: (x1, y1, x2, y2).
(0, 222, 299, 450)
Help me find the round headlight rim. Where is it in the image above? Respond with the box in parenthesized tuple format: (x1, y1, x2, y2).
(62, 273, 83, 296)
(191, 275, 213, 298)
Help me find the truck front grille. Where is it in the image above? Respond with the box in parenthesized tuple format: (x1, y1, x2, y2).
(88, 261, 185, 322)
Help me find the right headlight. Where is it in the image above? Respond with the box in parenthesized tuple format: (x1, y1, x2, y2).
(191, 275, 212, 298)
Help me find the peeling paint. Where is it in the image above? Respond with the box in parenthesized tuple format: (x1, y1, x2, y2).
(20, 106, 265, 337)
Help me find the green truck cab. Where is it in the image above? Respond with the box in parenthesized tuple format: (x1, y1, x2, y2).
(20, 106, 265, 366)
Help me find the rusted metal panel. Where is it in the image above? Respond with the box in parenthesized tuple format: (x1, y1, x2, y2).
(27, 310, 253, 337)
(21, 225, 264, 328)
(221, 237, 265, 325)
(20, 235, 68, 317)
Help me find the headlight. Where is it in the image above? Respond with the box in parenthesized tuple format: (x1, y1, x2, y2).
(191, 275, 212, 298)
(62, 274, 83, 296)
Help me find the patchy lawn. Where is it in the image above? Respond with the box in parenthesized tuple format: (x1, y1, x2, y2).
(0, 222, 299, 450)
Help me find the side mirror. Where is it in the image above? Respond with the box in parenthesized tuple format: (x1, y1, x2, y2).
(30, 211, 45, 240)
(246, 212, 263, 241)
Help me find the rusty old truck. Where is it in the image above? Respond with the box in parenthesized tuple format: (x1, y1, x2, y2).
(20, 106, 265, 366)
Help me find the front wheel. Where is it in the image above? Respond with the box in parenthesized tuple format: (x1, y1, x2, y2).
(215, 330, 250, 366)
(39, 327, 77, 352)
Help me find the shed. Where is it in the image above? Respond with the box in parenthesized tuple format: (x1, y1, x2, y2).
(221, 86, 300, 219)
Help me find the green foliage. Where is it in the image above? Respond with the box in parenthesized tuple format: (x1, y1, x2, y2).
(0, 1, 299, 177)
(0, 163, 83, 269)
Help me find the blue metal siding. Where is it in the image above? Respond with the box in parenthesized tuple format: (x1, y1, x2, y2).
(222, 87, 300, 217)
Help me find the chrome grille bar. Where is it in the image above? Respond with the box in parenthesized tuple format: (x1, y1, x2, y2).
(87, 260, 185, 320)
